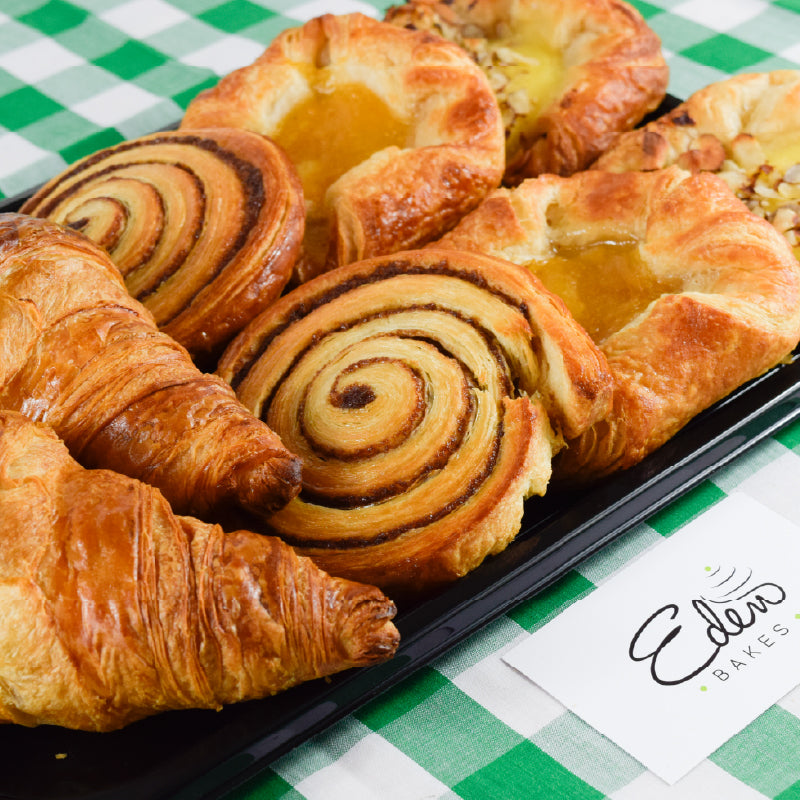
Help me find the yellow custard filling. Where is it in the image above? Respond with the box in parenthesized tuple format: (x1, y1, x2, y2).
(526, 241, 682, 342)
(720, 132, 800, 256)
(485, 31, 565, 158)
(759, 135, 800, 172)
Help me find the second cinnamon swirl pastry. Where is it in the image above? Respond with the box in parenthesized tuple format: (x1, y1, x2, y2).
(218, 249, 612, 595)
(21, 128, 304, 362)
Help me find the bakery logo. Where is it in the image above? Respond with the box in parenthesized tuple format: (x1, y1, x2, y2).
(628, 564, 788, 686)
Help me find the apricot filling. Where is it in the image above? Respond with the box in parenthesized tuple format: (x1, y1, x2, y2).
(526, 241, 681, 342)
(272, 72, 412, 268)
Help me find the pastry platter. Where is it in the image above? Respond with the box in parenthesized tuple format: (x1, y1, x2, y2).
(3, 94, 800, 800)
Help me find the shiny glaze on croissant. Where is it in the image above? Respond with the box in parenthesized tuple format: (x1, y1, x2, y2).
(0, 213, 301, 517)
(0, 410, 398, 732)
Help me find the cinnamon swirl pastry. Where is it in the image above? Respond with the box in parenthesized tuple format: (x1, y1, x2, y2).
(217, 249, 612, 595)
(594, 71, 800, 258)
(20, 128, 304, 361)
(385, 0, 668, 182)
(181, 13, 505, 283)
(435, 167, 800, 480)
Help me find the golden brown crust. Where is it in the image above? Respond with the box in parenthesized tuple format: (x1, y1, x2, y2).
(594, 71, 800, 252)
(181, 13, 505, 281)
(435, 167, 800, 479)
(217, 248, 612, 595)
(0, 410, 398, 731)
(20, 128, 305, 362)
(0, 212, 301, 517)
(386, 0, 668, 181)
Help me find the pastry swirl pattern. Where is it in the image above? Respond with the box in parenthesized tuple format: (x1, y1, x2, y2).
(21, 128, 304, 361)
(218, 249, 612, 595)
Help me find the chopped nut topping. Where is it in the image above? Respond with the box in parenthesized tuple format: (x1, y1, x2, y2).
(725, 148, 800, 249)
(385, 5, 545, 155)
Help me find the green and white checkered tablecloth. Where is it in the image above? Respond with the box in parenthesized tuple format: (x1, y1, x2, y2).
(3, 1, 800, 798)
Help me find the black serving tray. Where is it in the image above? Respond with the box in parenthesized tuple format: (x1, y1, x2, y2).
(4, 94, 800, 800)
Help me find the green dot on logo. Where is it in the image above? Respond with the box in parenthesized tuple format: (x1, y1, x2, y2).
(705, 566, 711, 572)
(700, 685, 708, 692)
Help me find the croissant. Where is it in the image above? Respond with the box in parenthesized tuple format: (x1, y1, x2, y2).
(0, 410, 398, 732)
(20, 128, 305, 363)
(0, 212, 301, 518)
(218, 248, 612, 595)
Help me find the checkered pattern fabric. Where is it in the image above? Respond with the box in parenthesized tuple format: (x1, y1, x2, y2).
(1, 0, 800, 201)
(2, 1, 800, 798)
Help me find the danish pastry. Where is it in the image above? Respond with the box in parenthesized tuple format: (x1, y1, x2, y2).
(385, 0, 668, 182)
(594, 71, 800, 257)
(217, 248, 612, 595)
(435, 167, 800, 479)
(181, 13, 505, 282)
(20, 128, 305, 362)
(0, 410, 398, 732)
(0, 212, 301, 518)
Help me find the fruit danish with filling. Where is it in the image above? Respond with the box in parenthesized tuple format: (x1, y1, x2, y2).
(217, 248, 612, 596)
(0, 410, 398, 732)
(385, 0, 668, 182)
(594, 71, 800, 259)
(0, 213, 300, 518)
(181, 13, 505, 283)
(435, 167, 800, 479)
(21, 128, 305, 363)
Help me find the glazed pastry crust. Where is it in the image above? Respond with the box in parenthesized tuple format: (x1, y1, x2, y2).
(21, 128, 305, 362)
(0, 410, 398, 732)
(217, 248, 612, 595)
(386, 0, 668, 181)
(594, 71, 800, 252)
(0, 212, 301, 518)
(181, 13, 505, 281)
(435, 167, 800, 479)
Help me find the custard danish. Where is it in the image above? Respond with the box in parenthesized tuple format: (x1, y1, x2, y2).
(21, 128, 304, 361)
(594, 71, 800, 259)
(218, 248, 612, 595)
(385, 0, 668, 182)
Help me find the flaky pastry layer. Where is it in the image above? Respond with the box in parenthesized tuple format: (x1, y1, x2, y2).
(386, 0, 667, 181)
(0, 410, 397, 731)
(217, 248, 611, 595)
(21, 128, 305, 362)
(435, 167, 800, 479)
(594, 70, 800, 257)
(181, 13, 505, 282)
(0, 213, 301, 518)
